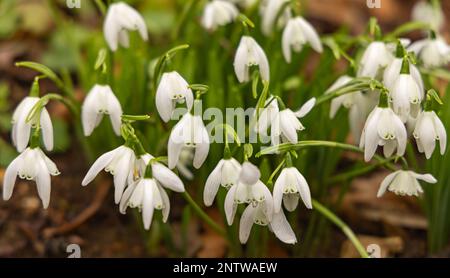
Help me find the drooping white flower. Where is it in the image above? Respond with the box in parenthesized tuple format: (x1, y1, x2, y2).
(203, 158, 241, 206)
(3, 147, 60, 209)
(408, 37, 450, 68)
(155, 72, 194, 122)
(383, 58, 424, 93)
(327, 75, 364, 118)
(234, 36, 270, 83)
(168, 113, 210, 169)
(119, 178, 169, 230)
(357, 41, 393, 78)
(201, 0, 239, 31)
(257, 98, 316, 146)
(391, 74, 423, 122)
(260, 0, 291, 36)
(224, 164, 271, 225)
(377, 170, 437, 197)
(282, 16, 323, 63)
(82, 145, 137, 204)
(103, 2, 148, 51)
(273, 167, 312, 213)
(360, 107, 407, 162)
(81, 84, 123, 136)
(326, 76, 370, 143)
(11, 97, 53, 152)
(412, 1, 444, 31)
(240, 203, 296, 244)
(413, 111, 447, 159)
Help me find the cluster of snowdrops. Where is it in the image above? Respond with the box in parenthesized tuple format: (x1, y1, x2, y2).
(2, 0, 449, 245)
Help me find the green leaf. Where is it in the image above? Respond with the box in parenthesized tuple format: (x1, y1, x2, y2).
(15, 61, 63, 88)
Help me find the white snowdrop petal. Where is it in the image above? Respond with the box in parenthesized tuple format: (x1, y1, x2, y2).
(239, 204, 256, 244)
(377, 172, 397, 197)
(40, 108, 54, 151)
(142, 181, 155, 230)
(295, 98, 316, 118)
(204, 159, 225, 206)
(224, 185, 238, 225)
(152, 163, 185, 192)
(3, 156, 20, 201)
(273, 170, 287, 213)
(81, 148, 117, 186)
(269, 210, 297, 244)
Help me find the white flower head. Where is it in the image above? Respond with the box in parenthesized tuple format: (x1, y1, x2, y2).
(203, 158, 241, 206)
(412, 1, 444, 31)
(257, 98, 315, 146)
(391, 74, 423, 122)
(360, 106, 407, 162)
(357, 41, 393, 78)
(273, 167, 312, 213)
(168, 113, 210, 169)
(119, 178, 170, 230)
(225, 179, 273, 226)
(408, 37, 450, 68)
(240, 203, 296, 245)
(327, 75, 363, 118)
(282, 16, 323, 63)
(234, 36, 270, 83)
(156, 72, 194, 122)
(201, 0, 239, 31)
(12, 97, 53, 152)
(377, 170, 437, 197)
(81, 84, 123, 136)
(239, 161, 261, 185)
(261, 0, 291, 36)
(383, 58, 424, 93)
(413, 111, 447, 159)
(82, 145, 137, 204)
(104, 2, 148, 51)
(3, 147, 60, 209)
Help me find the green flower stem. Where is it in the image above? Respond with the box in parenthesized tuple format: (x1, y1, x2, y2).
(315, 78, 383, 106)
(182, 191, 226, 237)
(385, 21, 431, 39)
(256, 140, 397, 171)
(312, 199, 370, 258)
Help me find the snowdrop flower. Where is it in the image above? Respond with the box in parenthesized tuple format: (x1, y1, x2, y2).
(326, 76, 370, 143)
(224, 164, 272, 225)
(360, 106, 407, 161)
(261, 0, 291, 36)
(234, 36, 270, 83)
(273, 167, 312, 213)
(203, 158, 241, 206)
(408, 37, 450, 68)
(104, 2, 148, 51)
(413, 111, 447, 159)
(377, 170, 437, 197)
(412, 1, 444, 31)
(156, 72, 194, 122)
(260, 98, 316, 146)
(12, 97, 53, 152)
(82, 145, 137, 204)
(383, 58, 424, 93)
(282, 16, 323, 63)
(240, 203, 296, 244)
(390, 73, 423, 122)
(82, 84, 122, 136)
(3, 147, 60, 209)
(357, 41, 393, 78)
(327, 76, 364, 118)
(201, 0, 239, 31)
(119, 178, 170, 230)
(168, 113, 210, 169)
